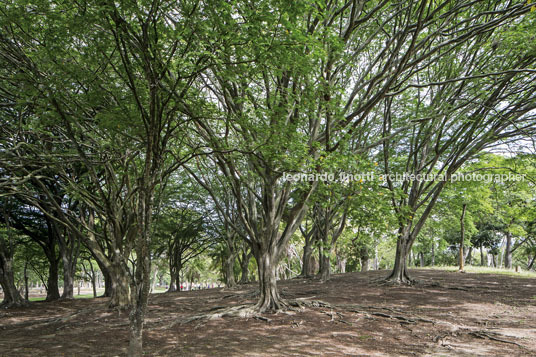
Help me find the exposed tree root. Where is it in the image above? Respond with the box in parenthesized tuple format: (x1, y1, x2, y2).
(331, 303, 435, 324)
(0, 300, 29, 309)
(469, 330, 525, 348)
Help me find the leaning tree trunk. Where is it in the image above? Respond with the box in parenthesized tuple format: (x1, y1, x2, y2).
(504, 231, 513, 269)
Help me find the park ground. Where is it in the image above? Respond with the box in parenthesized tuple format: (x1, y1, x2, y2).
(1, 268, 536, 356)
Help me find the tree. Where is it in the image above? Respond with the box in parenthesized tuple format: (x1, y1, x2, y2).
(379, 1, 536, 283)
(0, 1, 210, 354)
(0, 200, 27, 307)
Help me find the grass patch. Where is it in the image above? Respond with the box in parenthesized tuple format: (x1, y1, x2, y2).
(28, 293, 98, 302)
(420, 266, 536, 278)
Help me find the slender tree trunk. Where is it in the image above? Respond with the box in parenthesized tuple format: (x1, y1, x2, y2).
(431, 242, 435, 266)
(480, 245, 485, 266)
(528, 255, 535, 270)
(459, 204, 466, 272)
(89, 261, 97, 298)
(419, 252, 425, 267)
(24, 261, 29, 301)
(505, 231, 513, 269)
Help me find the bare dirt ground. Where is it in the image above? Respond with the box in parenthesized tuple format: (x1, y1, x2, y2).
(1, 269, 536, 356)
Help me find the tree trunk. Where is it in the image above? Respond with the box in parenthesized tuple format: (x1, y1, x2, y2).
(528, 254, 535, 270)
(89, 261, 97, 298)
(504, 231, 513, 269)
(320, 249, 331, 281)
(301, 238, 314, 277)
(0, 205, 26, 306)
(385, 229, 412, 284)
(459, 204, 466, 272)
(239, 249, 251, 284)
(61, 261, 75, 299)
(128, 303, 144, 357)
(419, 252, 425, 267)
(109, 261, 130, 308)
(46, 256, 61, 301)
(480, 245, 485, 266)
(431, 242, 435, 267)
(24, 261, 29, 301)
(0, 256, 27, 307)
(336, 254, 346, 274)
(167, 268, 178, 292)
(465, 246, 473, 266)
(224, 251, 236, 288)
(360, 247, 369, 272)
(253, 246, 284, 312)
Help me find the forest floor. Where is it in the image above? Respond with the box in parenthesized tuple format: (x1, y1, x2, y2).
(1, 269, 536, 356)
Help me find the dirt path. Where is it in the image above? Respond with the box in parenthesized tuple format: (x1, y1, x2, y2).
(1, 269, 535, 356)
